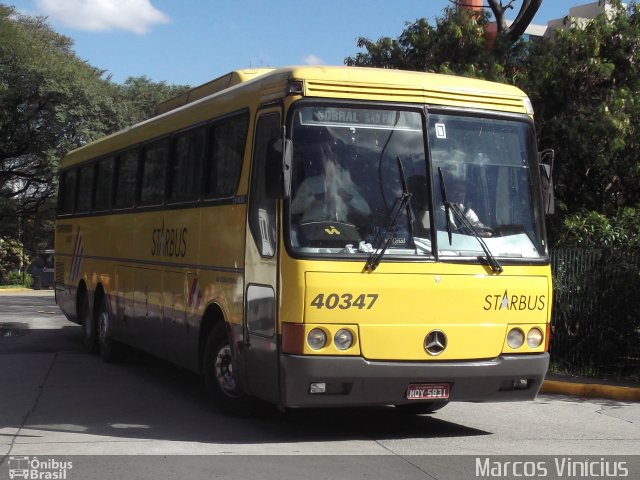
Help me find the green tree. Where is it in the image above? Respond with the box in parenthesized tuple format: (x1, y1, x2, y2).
(0, 4, 190, 271)
(116, 76, 190, 126)
(0, 5, 119, 246)
(516, 1, 640, 243)
(519, 1, 640, 214)
(345, 6, 525, 82)
(347, 1, 640, 247)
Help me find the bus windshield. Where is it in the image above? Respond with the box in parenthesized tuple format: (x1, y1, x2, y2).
(288, 105, 545, 261)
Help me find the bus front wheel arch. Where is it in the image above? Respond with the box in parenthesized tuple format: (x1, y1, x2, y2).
(202, 323, 254, 414)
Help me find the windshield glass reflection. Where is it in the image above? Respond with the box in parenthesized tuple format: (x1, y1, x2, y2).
(287, 105, 545, 261)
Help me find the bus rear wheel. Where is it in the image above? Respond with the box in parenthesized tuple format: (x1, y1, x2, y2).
(80, 291, 97, 353)
(97, 296, 117, 362)
(203, 324, 252, 414)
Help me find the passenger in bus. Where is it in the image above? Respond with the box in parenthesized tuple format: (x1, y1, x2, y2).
(291, 142, 370, 224)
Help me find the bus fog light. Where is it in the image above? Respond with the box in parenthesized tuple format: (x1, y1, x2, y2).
(307, 328, 327, 350)
(334, 329, 354, 350)
(310, 382, 326, 394)
(507, 328, 525, 349)
(527, 327, 543, 348)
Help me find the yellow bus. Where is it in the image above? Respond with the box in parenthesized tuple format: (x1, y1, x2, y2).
(55, 66, 554, 413)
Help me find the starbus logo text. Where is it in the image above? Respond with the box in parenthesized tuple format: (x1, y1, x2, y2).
(483, 290, 546, 311)
(151, 221, 187, 258)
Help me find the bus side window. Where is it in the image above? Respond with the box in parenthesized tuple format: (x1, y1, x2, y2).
(76, 164, 95, 214)
(170, 127, 205, 203)
(114, 149, 139, 209)
(59, 169, 77, 215)
(94, 156, 114, 212)
(139, 138, 169, 206)
(206, 112, 249, 198)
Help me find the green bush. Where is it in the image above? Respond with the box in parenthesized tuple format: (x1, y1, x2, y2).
(2, 270, 30, 286)
(555, 208, 640, 248)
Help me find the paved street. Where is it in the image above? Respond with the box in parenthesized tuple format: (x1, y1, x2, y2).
(0, 290, 638, 478)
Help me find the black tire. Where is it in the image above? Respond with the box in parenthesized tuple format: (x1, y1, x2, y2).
(80, 291, 98, 353)
(97, 295, 118, 363)
(202, 323, 253, 414)
(395, 401, 449, 415)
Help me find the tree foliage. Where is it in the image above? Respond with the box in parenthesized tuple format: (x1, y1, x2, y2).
(0, 4, 189, 268)
(0, 5, 118, 231)
(347, 0, 640, 247)
(116, 76, 190, 126)
(519, 1, 640, 212)
(345, 7, 524, 82)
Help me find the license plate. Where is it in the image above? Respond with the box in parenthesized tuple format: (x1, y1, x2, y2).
(406, 383, 450, 400)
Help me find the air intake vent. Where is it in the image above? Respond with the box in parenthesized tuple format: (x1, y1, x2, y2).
(55, 262, 65, 284)
(304, 80, 524, 111)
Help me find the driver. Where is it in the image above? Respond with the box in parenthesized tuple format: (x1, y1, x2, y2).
(291, 142, 370, 223)
(447, 179, 485, 228)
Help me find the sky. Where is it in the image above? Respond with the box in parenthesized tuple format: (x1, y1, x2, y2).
(10, 0, 588, 87)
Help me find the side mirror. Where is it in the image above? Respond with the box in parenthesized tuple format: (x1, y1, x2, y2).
(539, 149, 555, 215)
(265, 138, 292, 199)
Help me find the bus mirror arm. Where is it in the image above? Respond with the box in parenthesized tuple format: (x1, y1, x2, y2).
(539, 149, 555, 215)
(265, 138, 292, 199)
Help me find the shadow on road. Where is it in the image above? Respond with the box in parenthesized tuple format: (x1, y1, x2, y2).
(0, 292, 491, 446)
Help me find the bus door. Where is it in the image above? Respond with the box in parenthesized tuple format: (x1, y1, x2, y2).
(242, 109, 281, 404)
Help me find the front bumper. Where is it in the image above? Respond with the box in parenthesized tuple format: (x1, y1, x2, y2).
(279, 352, 549, 408)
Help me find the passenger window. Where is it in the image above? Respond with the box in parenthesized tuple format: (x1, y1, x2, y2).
(206, 113, 248, 198)
(94, 156, 114, 212)
(140, 139, 169, 206)
(59, 169, 77, 214)
(76, 164, 95, 213)
(114, 149, 139, 209)
(170, 127, 205, 202)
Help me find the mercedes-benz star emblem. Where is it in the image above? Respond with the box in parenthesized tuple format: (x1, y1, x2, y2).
(424, 330, 447, 356)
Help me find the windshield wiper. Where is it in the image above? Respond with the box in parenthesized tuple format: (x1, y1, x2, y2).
(364, 157, 414, 272)
(438, 168, 503, 274)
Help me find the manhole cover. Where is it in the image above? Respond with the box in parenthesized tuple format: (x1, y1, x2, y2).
(0, 322, 29, 338)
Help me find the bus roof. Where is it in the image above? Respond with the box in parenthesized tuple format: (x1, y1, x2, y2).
(61, 66, 530, 167)
(154, 68, 274, 116)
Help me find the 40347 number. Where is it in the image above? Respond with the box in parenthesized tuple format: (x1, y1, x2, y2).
(310, 293, 379, 310)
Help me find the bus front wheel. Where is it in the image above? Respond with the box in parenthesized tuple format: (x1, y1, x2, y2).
(203, 324, 251, 414)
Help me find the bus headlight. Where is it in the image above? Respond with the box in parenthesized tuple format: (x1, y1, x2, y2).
(507, 328, 525, 349)
(527, 327, 543, 348)
(307, 328, 327, 350)
(334, 329, 354, 350)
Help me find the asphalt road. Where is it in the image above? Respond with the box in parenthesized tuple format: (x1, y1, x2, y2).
(0, 291, 638, 479)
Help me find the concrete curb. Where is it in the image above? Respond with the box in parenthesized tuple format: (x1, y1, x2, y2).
(541, 380, 640, 402)
(0, 287, 31, 292)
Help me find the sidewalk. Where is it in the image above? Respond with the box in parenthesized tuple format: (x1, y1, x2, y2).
(541, 373, 640, 402)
